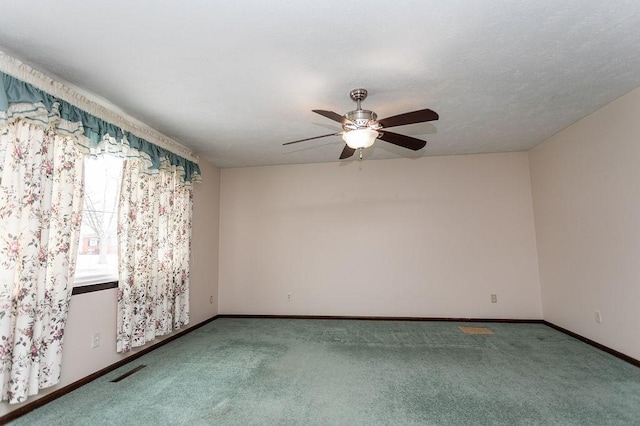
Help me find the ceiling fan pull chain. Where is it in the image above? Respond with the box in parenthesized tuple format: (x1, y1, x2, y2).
(359, 148, 364, 160)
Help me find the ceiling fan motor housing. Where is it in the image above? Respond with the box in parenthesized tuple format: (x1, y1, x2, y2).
(344, 109, 377, 130)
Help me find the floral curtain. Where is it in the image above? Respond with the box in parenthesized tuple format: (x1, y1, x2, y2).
(0, 57, 199, 403)
(0, 118, 84, 404)
(116, 158, 191, 353)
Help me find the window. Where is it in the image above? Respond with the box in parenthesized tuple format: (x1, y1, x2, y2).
(74, 154, 123, 286)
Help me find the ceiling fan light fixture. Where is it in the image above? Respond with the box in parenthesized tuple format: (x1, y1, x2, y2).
(342, 128, 378, 149)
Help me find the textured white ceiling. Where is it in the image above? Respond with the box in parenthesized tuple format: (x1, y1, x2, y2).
(1, 0, 640, 168)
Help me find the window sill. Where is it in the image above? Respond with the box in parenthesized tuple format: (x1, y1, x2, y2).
(72, 281, 118, 295)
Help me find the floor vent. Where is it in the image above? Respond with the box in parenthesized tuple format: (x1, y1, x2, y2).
(459, 326, 493, 335)
(111, 365, 147, 383)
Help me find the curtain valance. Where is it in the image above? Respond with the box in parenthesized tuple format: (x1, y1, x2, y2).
(0, 72, 200, 182)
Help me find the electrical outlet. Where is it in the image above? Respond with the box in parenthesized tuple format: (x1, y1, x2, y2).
(287, 292, 292, 302)
(91, 332, 100, 349)
(490, 294, 498, 304)
(209, 296, 214, 304)
(594, 310, 602, 324)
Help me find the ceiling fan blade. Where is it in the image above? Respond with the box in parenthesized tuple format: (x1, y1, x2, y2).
(312, 110, 355, 126)
(283, 132, 341, 146)
(377, 108, 439, 129)
(378, 131, 427, 151)
(339, 145, 356, 159)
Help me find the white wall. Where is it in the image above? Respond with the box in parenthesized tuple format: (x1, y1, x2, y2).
(9, 86, 640, 416)
(529, 86, 640, 360)
(218, 153, 542, 319)
(0, 159, 221, 417)
(190, 159, 222, 322)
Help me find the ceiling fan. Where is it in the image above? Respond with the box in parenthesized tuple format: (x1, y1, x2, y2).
(283, 88, 439, 160)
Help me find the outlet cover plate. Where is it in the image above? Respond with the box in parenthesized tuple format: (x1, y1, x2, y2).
(92, 333, 100, 348)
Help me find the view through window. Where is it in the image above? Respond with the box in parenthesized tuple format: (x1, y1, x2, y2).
(74, 154, 123, 286)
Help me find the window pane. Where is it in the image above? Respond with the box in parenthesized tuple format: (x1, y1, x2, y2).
(74, 155, 123, 286)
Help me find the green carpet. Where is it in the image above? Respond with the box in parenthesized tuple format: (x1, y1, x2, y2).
(10, 319, 640, 425)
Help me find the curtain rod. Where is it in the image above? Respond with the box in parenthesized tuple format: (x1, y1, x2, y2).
(0, 51, 198, 164)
